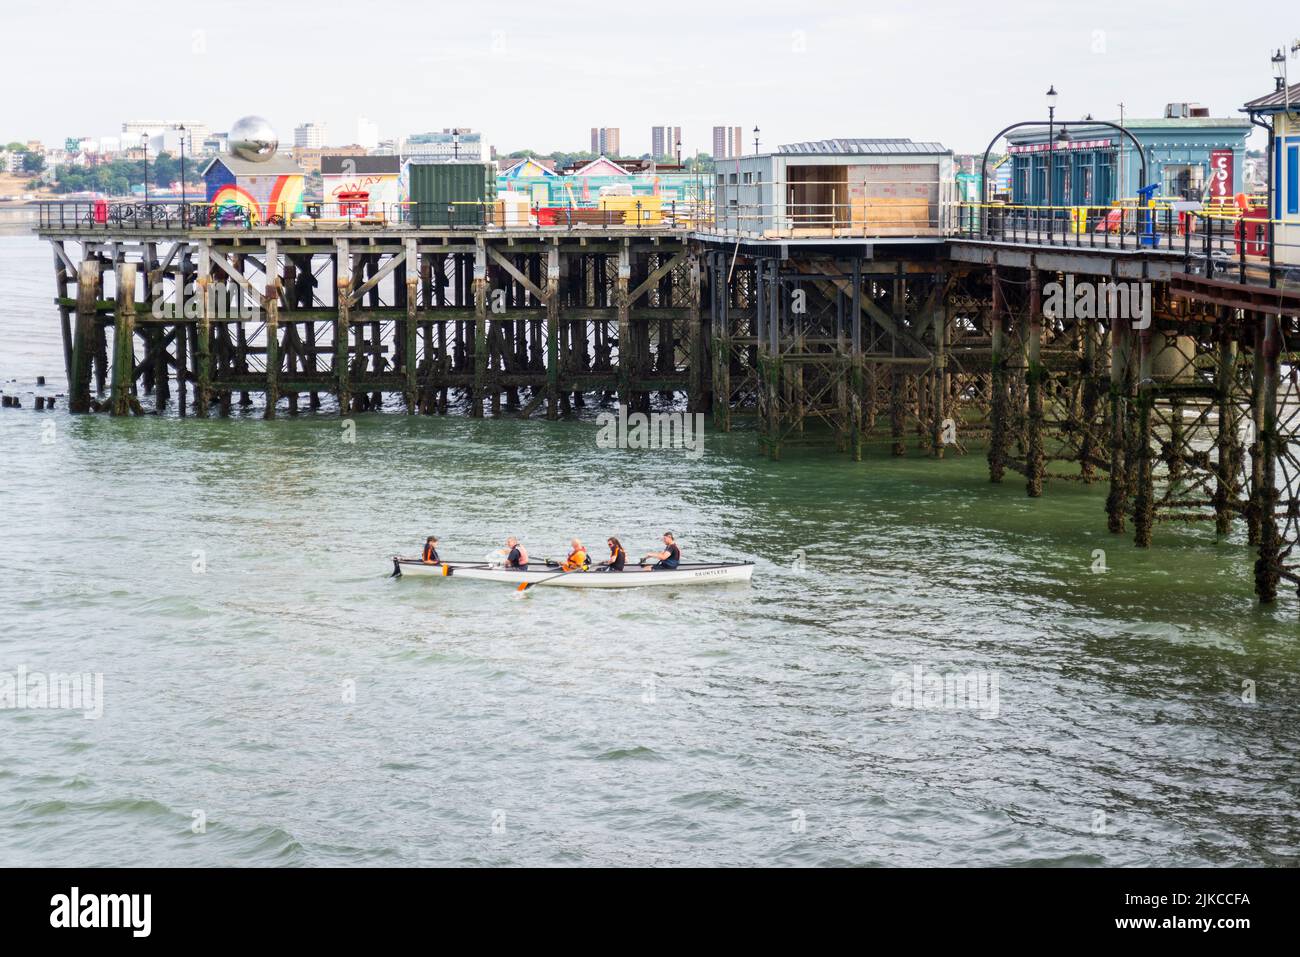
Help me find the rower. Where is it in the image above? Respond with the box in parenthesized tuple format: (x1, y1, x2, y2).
(560, 539, 590, 572)
(421, 536, 440, 564)
(641, 532, 681, 571)
(598, 537, 627, 572)
(504, 536, 530, 570)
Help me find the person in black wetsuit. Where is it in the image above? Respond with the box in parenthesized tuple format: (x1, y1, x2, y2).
(599, 537, 627, 572)
(641, 532, 681, 571)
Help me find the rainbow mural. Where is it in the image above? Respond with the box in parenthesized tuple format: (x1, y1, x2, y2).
(204, 157, 306, 223)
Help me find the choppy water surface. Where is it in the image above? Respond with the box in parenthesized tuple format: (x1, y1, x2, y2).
(1, 235, 1297, 866)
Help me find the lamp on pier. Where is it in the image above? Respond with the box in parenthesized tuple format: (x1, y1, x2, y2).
(1045, 86, 1058, 207)
(675, 138, 682, 166)
(140, 133, 150, 204)
(453, 129, 460, 160)
(179, 124, 187, 223)
(1273, 49, 1287, 91)
(753, 126, 760, 154)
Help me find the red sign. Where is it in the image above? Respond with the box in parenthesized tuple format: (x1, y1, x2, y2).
(1209, 149, 1233, 198)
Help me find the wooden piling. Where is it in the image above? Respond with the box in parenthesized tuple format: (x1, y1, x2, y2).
(264, 239, 280, 419)
(110, 263, 137, 416)
(70, 259, 98, 413)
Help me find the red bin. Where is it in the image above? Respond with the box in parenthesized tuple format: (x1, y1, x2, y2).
(93, 199, 108, 224)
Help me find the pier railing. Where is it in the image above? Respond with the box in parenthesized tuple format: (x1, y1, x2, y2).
(954, 202, 1300, 289)
(34, 199, 704, 232)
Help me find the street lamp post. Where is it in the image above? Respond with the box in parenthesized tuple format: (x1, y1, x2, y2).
(141, 133, 150, 205)
(1045, 85, 1058, 207)
(453, 130, 460, 160)
(1273, 48, 1287, 92)
(675, 138, 682, 167)
(753, 126, 760, 154)
(179, 124, 187, 225)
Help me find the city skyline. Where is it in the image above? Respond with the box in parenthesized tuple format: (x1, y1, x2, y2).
(1, 0, 1288, 156)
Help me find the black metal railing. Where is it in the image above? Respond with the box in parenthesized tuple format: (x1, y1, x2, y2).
(954, 203, 1300, 292)
(33, 199, 693, 231)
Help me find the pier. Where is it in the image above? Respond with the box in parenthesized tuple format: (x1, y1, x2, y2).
(27, 181, 1300, 605)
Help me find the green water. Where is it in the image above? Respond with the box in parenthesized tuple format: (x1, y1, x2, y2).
(1, 235, 1297, 865)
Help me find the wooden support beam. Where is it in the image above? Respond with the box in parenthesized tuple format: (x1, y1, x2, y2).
(616, 242, 631, 408)
(487, 245, 547, 303)
(404, 238, 419, 411)
(264, 239, 280, 419)
(347, 249, 406, 306)
(627, 249, 688, 306)
(70, 259, 98, 413)
(335, 238, 352, 413)
(545, 245, 559, 419)
(110, 263, 137, 416)
(472, 240, 488, 417)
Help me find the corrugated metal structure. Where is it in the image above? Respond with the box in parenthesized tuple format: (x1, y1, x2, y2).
(780, 138, 949, 155)
(406, 161, 495, 226)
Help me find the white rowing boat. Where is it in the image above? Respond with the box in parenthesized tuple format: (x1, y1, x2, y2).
(390, 557, 754, 589)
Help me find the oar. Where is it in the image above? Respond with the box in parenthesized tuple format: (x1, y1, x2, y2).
(517, 566, 580, 592)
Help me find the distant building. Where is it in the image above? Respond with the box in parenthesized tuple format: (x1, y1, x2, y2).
(122, 121, 208, 154)
(357, 117, 379, 150)
(403, 129, 484, 161)
(712, 126, 743, 159)
(293, 144, 366, 175)
(1006, 104, 1253, 205)
(590, 127, 620, 157)
(294, 123, 327, 150)
(651, 126, 682, 160)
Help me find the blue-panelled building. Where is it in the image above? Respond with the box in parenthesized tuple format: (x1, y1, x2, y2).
(1007, 110, 1253, 206)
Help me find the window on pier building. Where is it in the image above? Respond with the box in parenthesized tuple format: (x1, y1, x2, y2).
(1286, 141, 1299, 216)
(1053, 153, 1071, 206)
(1014, 157, 1030, 204)
(1096, 152, 1114, 205)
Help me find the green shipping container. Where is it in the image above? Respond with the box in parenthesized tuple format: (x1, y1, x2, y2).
(408, 162, 495, 227)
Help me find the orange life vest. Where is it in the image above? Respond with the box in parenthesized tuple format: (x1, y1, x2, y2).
(562, 548, 589, 572)
(422, 542, 438, 564)
(507, 544, 529, 568)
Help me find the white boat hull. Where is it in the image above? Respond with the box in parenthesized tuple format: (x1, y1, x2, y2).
(391, 558, 754, 589)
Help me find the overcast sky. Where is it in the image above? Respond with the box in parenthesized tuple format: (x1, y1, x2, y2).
(2, 0, 1288, 154)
